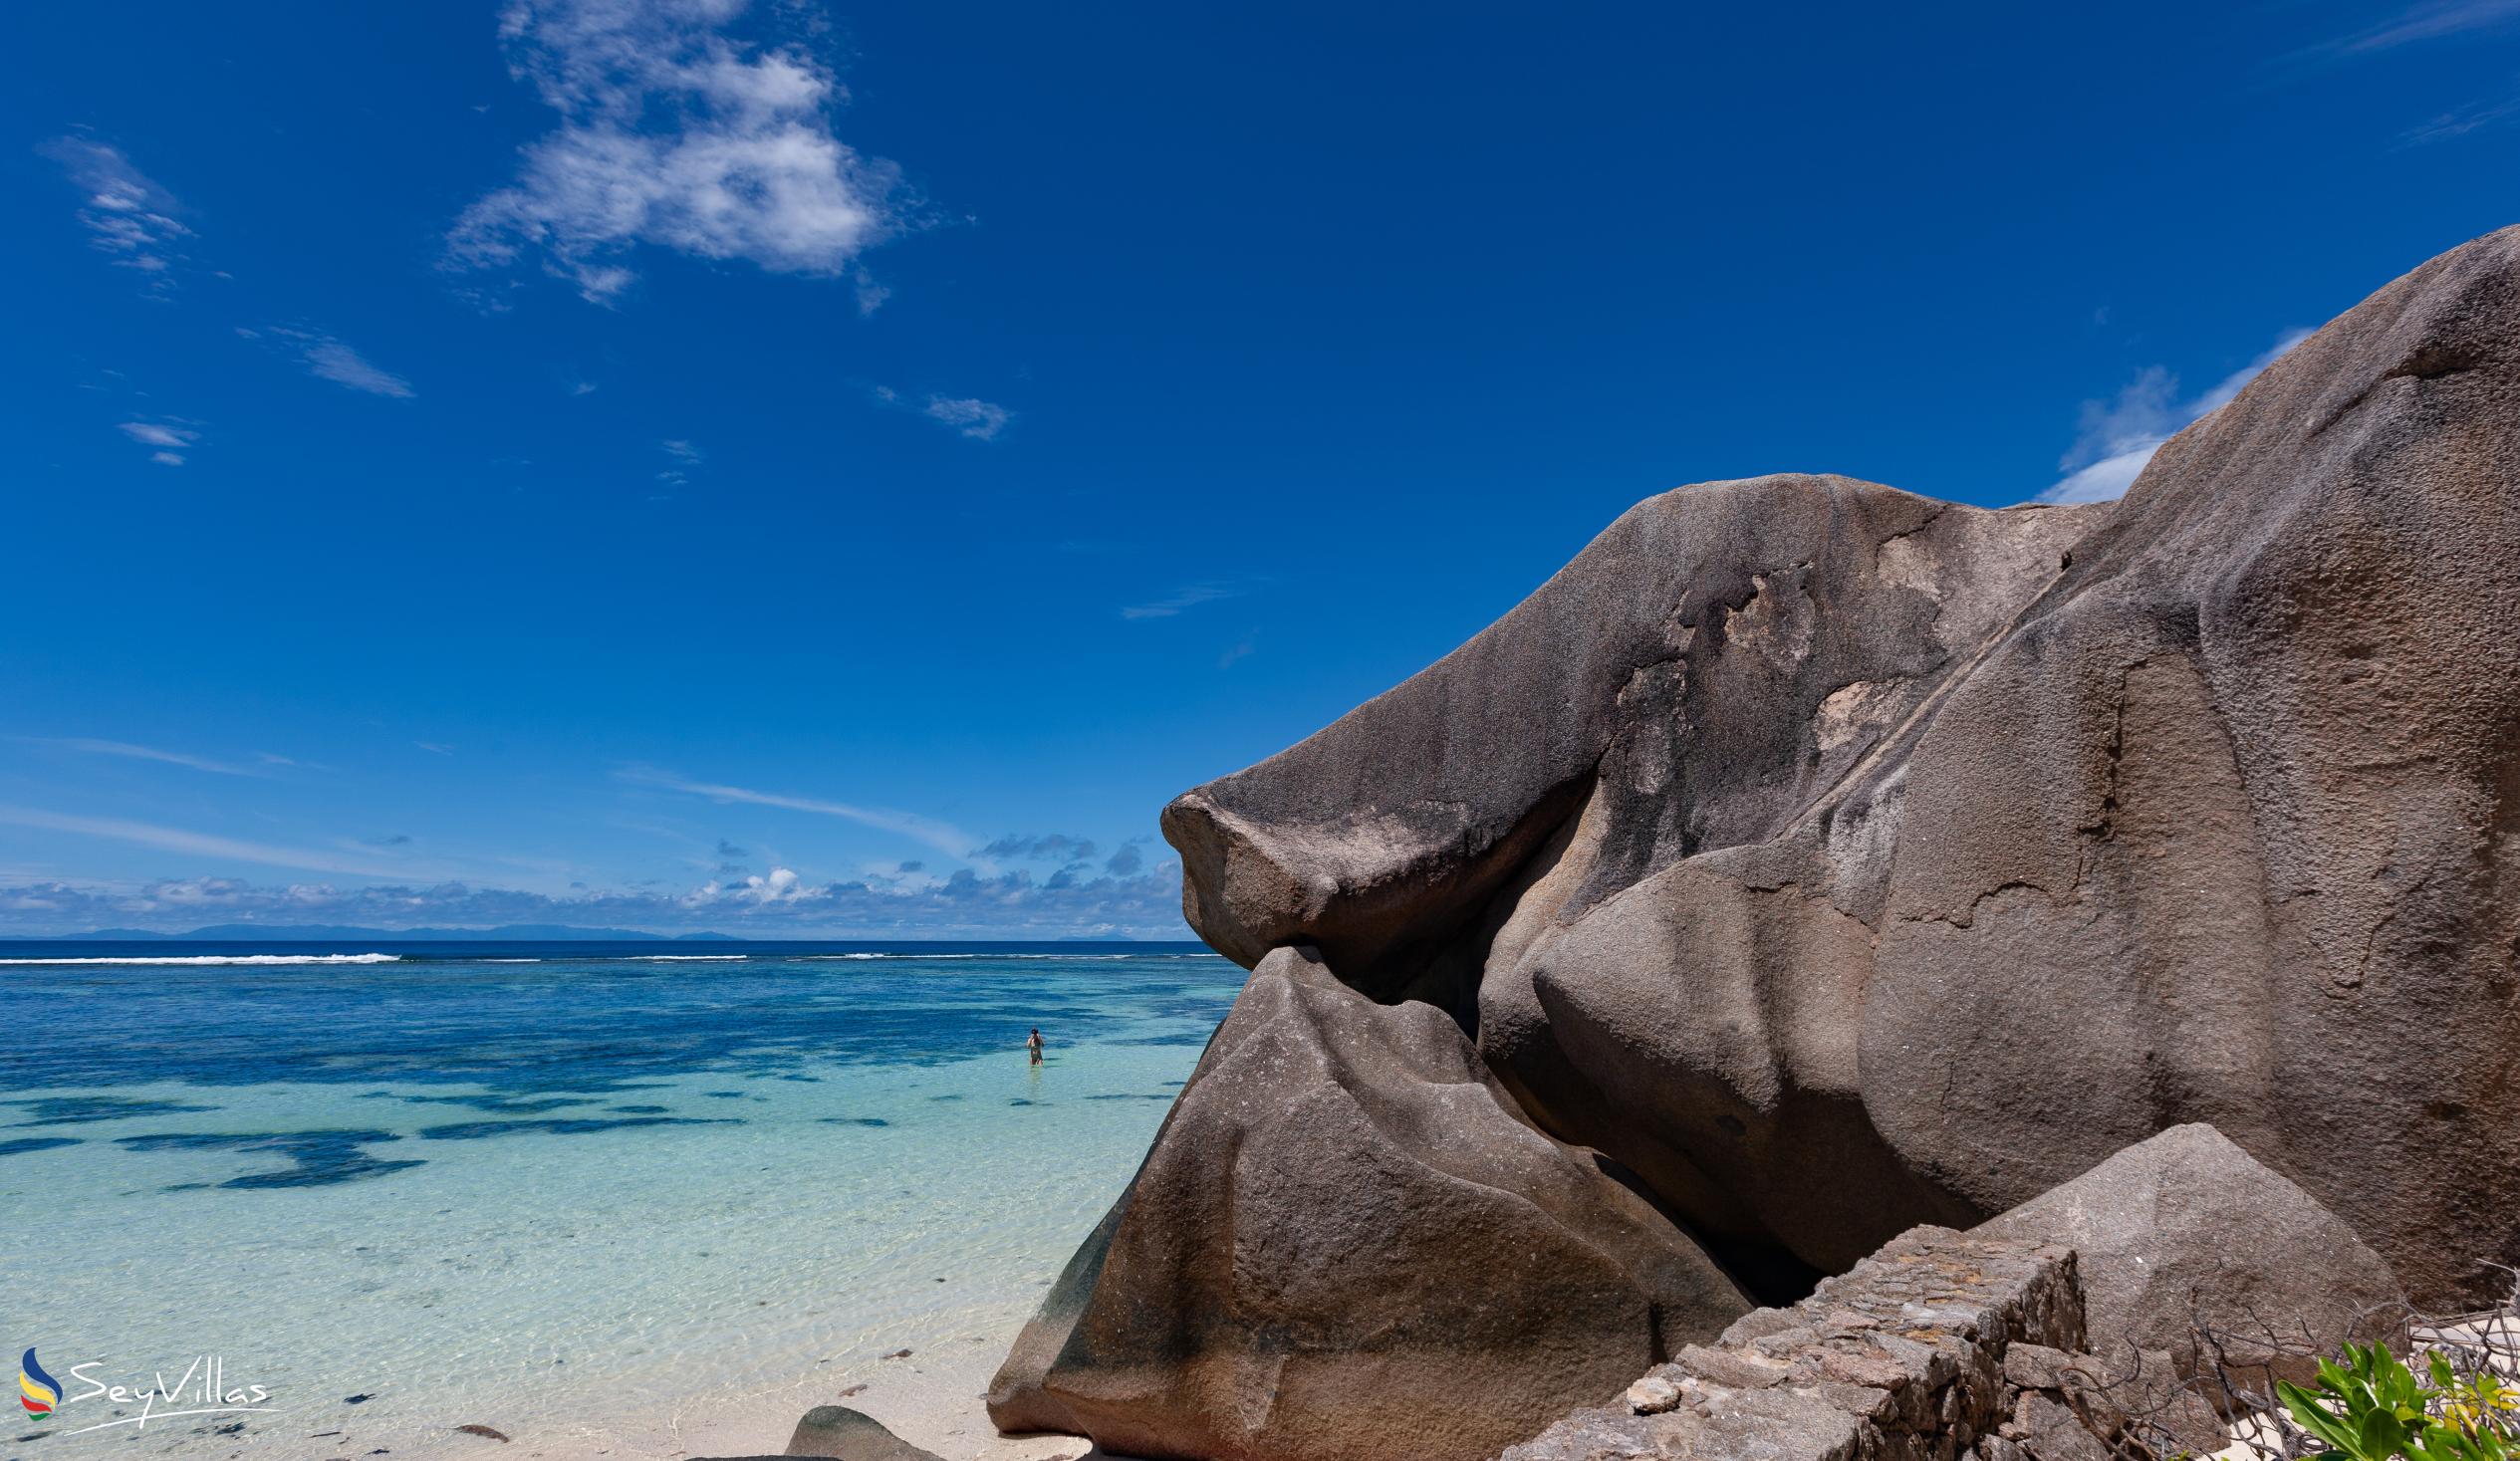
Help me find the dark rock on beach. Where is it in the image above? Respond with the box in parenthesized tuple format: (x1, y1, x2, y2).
(781, 1404, 943, 1460)
(686, 1404, 942, 1461)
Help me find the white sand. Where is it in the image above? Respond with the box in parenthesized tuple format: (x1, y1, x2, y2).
(509, 1318, 1090, 1460)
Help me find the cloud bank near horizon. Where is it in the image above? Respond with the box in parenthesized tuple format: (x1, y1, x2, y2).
(0, 861, 1191, 939)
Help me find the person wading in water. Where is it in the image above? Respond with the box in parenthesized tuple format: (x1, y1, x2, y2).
(1026, 1027, 1045, 1066)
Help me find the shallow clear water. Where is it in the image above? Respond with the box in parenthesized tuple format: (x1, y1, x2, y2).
(0, 942, 1241, 1460)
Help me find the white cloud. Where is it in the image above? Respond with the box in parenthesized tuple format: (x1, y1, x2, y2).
(921, 395, 1011, 440)
(691, 864, 812, 904)
(304, 339, 416, 397)
(447, 0, 906, 304)
(2035, 330, 2311, 505)
(19, 737, 264, 778)
(853, 267, 890, 316)
(0, 806, 407, 878)
(38, 136, 193, 293)
(2401, 94, 2520, 145)
(2322, 0, 2520, 54)
(616, 766, 980, 863)
(654, 438, 704, 488)
(1121, 583, 1244, 620)
(118, 420, 201, 465)
(241, 326, 416, 397)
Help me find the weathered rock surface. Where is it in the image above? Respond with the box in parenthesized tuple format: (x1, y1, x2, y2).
(689, 1403, 945, 1461)
(1508, 1128, 2410, 1461)
(1002, 227, 2520, 1458)
(986, 946, 1753, 1461)
(781, 1404, 945, 1461)
(1502, 1227, 2097, 1461)
(1976, 1123, 2407, 1429)
(1160, 224, 2520, 1303)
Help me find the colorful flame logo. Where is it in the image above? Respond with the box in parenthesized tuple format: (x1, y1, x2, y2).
(19, 1348, 59, 1417)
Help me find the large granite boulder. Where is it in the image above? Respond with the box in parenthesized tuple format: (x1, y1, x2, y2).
(1001, 225, 2520, 1459)
(1161, 224, 2520, 1305)
(1977, 1123, 2407, 1413)
(1167, 472, 2105, 1281)
(985, 946, 1753, 1461)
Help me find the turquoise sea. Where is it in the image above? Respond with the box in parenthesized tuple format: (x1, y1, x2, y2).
(0, 942, 1243, 1460)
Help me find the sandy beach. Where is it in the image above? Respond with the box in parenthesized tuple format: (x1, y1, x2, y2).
(510, 1316, 1089, 1461)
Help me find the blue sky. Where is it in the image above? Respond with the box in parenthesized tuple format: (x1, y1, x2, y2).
(4, 0, 2517, 937)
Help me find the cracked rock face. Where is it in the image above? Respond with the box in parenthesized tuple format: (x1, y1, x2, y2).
(994, 226, 2520, 1460)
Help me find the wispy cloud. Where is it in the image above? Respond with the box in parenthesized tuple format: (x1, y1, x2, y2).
(2400, 92, 2520, 144)
(866, 384, 1015, 440)
(19, 737, 268, 778)
(239, 327, 416, 398)
(2035, 329, 2311, 505)
(1121, 583, 1245, 620)
(117, 420, 201, 467)
(617, 766, 978, 863)
(118, 423, 193, 449)
(447, 0, 908, 304)
(921, 395, 1011, 440)
(303, 339, 415, 397)
(0, 806, 405, 878)
(654, 438, 705, 491)
(853, 267, 890, 316)
(38, 136, 193, 295)
(2315, 0, 2520, 55)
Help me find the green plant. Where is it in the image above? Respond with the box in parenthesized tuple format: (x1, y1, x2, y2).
(2277, 1341, 2517, 1461)
(2431, 1355, 2520, 1438)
